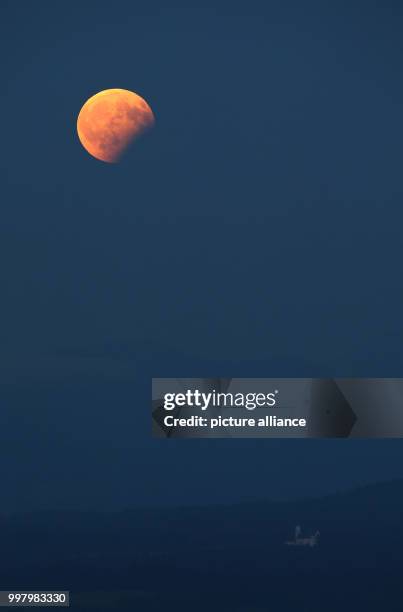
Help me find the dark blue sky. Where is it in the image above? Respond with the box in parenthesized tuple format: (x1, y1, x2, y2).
(1, 0, 403, 511)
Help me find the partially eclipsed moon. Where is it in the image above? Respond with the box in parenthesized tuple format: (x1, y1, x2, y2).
(77, 88, 155, 163)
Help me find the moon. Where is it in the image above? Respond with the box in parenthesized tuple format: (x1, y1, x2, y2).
(77, 89, 155, 163)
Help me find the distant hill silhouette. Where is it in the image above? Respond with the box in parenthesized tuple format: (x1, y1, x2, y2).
(0, 479, 402, 610)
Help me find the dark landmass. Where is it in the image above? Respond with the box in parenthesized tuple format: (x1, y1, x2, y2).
(1, 479, 402, 610)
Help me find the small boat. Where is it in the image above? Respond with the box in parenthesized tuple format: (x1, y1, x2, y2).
(285, 525, 320, 547)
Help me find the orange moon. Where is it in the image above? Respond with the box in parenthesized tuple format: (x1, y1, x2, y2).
(77, 89, 155, 163)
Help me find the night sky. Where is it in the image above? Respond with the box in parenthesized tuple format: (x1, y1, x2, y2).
(2, 0, 403, 512)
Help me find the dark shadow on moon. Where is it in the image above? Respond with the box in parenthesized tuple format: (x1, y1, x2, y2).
(117, 124, 157, 165)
